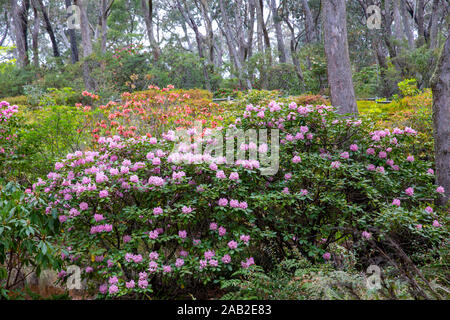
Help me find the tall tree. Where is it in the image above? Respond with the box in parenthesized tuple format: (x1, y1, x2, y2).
(36, 0, 60, 58)
(268, 0, 287, 63)
(322, 0, 357, 115)
(10, 0, 30, 68)
(65, 0, 79, 63)
(141, 0, 160, 61)
(431, 34, 450, 205)
(74, 0, 95, 90)
(176, 0, 211, 91)
(30, 0, 40, 68)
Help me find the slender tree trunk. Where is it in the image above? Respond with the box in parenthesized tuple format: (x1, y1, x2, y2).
(256, 0, 269, 88)
(429, 0, 440, 50)
(1, 11, 10, 47)
(100, 0, 108, 54)
(31, 0, 40, 68)
(302, 0, 316, 43)
(37, 0, 60, 58)
(392, 0, 403, 45)
(176, 0, 211, 91)
(218, 0, 252, 89)
(269, 0, 287, 63)
(74, 0, 95, 91)
(65, 0, 79, 63)
(416, 0, 425, 46)
(256, 0, 271, 64)
(431, 34, 450, 206)
(10, 0, 29, 68)
(322, 0, 357, 115)
(141, 0, 160, 61)
(400, 0, 414, 49)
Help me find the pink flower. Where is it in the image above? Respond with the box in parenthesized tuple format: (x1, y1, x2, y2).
(229, 172, 239, 180)
(240, 235, 250, 244)
(362, 231, 371, 240)
(424, 206, 433, 214)
(405, 187, 414, 196)
(216, 170, 226, 179)
(406, 155, 414, 162)
(350, 144, 358, 151)
(99, 190, 109, 198)
(239, 201, 248, 209)
(292, 156, 301, 163)
(209, 259, 218, 267)
(153, 207, 163, 215)
(58, 215, 67, 223)
(209, 222, 218, 231)
(323, 252, 331, 260)
(175, 258, 184, 267)
(392, 198, 401, 206)
(126, 280, 135, 289)
(178, 230, 187, 239)
(427, 169, 434, 175)
(366, 148, 375, 155)
(108, 285, 118, 294)
(436, 186, 445, 194)
(130, 175, 139, 183)
(331, 161, 341, 169)
(163, 265, 172, 273)
(378, 151, 387, 159)
(149, 251, 159, 260)
(138, 279, 148, 288)
(218, 226, 226, 236)
(80, 202, 89, 211)
(218, 198, 228, 206)
(99, 284, 107, 294)
(340, 152, 349, 159)
(94, 214, 104, 222)
(221, 254, 231, 264)
(416, 224, 422, 230)
(230, 199, 240, 208)
(432, 220, 441, 227)
(182, 206, 193, 214)
(204, 250, 215, 260)
(228, 240, 238, 250)
(123, 235, 131, 243)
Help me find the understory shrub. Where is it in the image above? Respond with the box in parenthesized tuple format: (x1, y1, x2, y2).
(29, 97, 446, 299)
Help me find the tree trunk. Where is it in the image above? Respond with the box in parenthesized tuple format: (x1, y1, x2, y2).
(37, 0, 60, 58)
(218, 0, 252, 89)
(176, 0, 211, 91)
(269, 0, 287, 64)
(416, 0, 425, 46)
(322, 0, 358, 115)
(431, 34, 450, 206)
(399, 0, 414, 49)
(31, 0, 40, 68)
(65, 0, 79, 63)
(1, 11, 10, 47)
(10, 0, 29, 68)
(302, 0, 316, 43)
(74, 0, 95, 91)
(429, 0, 440, 50)
(392, 0, 403, 45)
(141, 0, 160, 61)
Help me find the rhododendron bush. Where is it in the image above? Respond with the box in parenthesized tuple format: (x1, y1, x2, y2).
(30, 99, 447, 299)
